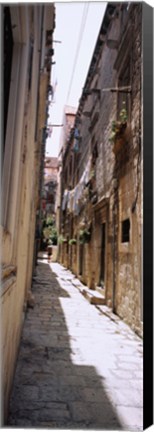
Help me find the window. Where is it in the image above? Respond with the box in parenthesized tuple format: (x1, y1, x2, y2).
(121, 218, 130, 243)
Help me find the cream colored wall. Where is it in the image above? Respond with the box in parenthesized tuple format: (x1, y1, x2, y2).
(1, 4, 55, 422)
(1, 7, 30, 421)
(2, 281, 18, 422)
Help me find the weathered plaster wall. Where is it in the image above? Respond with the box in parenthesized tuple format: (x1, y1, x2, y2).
(1, 4, 55, 421)
(58, 4, 142, 336)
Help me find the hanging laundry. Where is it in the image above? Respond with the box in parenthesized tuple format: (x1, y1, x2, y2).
(73, 185, 78, 213)
(47, 127, 53, 137)
(48, 85, 53, 97)
(67, 191, 71, 212)
(62, 189, 69, 211)
(67, 189, 74, 213)
(73, 139, 79, 153)
(52, 78, 58, 102)
(84, 156, 92, 185)
(70, 190, 74, 213)
(74, 127, 80, 139)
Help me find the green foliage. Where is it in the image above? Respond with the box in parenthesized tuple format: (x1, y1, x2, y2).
(42, 219, 47, 228)
(69, 238, 77, 245)
(48, 239, 53, 246)
(89, 168, 95, 180)
(109, 103, 128, 143)
(42, 217, 57, 245)
(50, 226, 58, 245)
(79, 228, 91, 244)
(58, 235, 67, 244)
(119, 103, 127, 122)
(43, 226, 52, 240)
(46, 216, 55, 226)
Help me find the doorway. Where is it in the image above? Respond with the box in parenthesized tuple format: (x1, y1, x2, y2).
(99, 223, 106, 287)
(79, 243, 84, 276)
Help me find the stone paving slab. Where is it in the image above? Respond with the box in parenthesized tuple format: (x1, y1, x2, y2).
(7, 260, 143, 430)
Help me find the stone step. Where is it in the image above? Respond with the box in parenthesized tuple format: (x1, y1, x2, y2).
(96, 286, 105, 297)
(81, 287, 106, 305)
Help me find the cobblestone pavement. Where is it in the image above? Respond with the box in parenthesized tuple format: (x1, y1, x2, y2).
(8, 259, 143, 430)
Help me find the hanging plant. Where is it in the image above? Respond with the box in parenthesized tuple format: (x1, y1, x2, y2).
(58, 235, 67, 244)
(109, 103, 128, 144)
(69, 238, 77, 245)
(79, 228, 91, 244)
(89, 168, 95, 180)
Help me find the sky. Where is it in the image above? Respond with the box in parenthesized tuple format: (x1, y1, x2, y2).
(45, 2, 107, 157)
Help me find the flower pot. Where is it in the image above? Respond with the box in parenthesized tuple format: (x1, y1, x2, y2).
(112, 137, 125, 154)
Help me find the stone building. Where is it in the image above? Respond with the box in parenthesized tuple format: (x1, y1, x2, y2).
(59, 105, 77, 155)
(44, 157, 59, 186)
(56, 106, 76, 248)
(42, 157, 59, 216)
(1, 4, 55, 421)
(59, 3, 143, 336)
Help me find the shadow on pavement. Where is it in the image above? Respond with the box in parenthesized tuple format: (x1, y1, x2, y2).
(7, 260, 124, 429)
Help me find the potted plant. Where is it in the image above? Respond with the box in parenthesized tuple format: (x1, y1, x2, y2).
(69, 238, 77, 245)
(79, 228, 91, 244)
(109, 103, 129, 154)
(58, 235, 67, 244)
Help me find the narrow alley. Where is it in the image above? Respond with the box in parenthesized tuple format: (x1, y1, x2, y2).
(2, 2, 154, 430)
(8, 257, 143, 430)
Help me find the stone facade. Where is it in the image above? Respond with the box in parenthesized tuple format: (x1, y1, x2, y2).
(58, 3, 143, 337)
(43, 157, 59, 216)
(56, 106, 76, 252)
(1, 4, 55, 422)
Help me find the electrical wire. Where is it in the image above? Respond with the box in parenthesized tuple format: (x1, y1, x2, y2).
(66, 2, 90, 104)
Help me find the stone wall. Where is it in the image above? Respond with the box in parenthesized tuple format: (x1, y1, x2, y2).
(58, 4, 142, 336)
(1, 4, 55, 421)
(111, 4, 142, 334)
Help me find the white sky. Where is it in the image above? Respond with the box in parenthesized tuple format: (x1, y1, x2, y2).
(45, 2, 107, 157)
